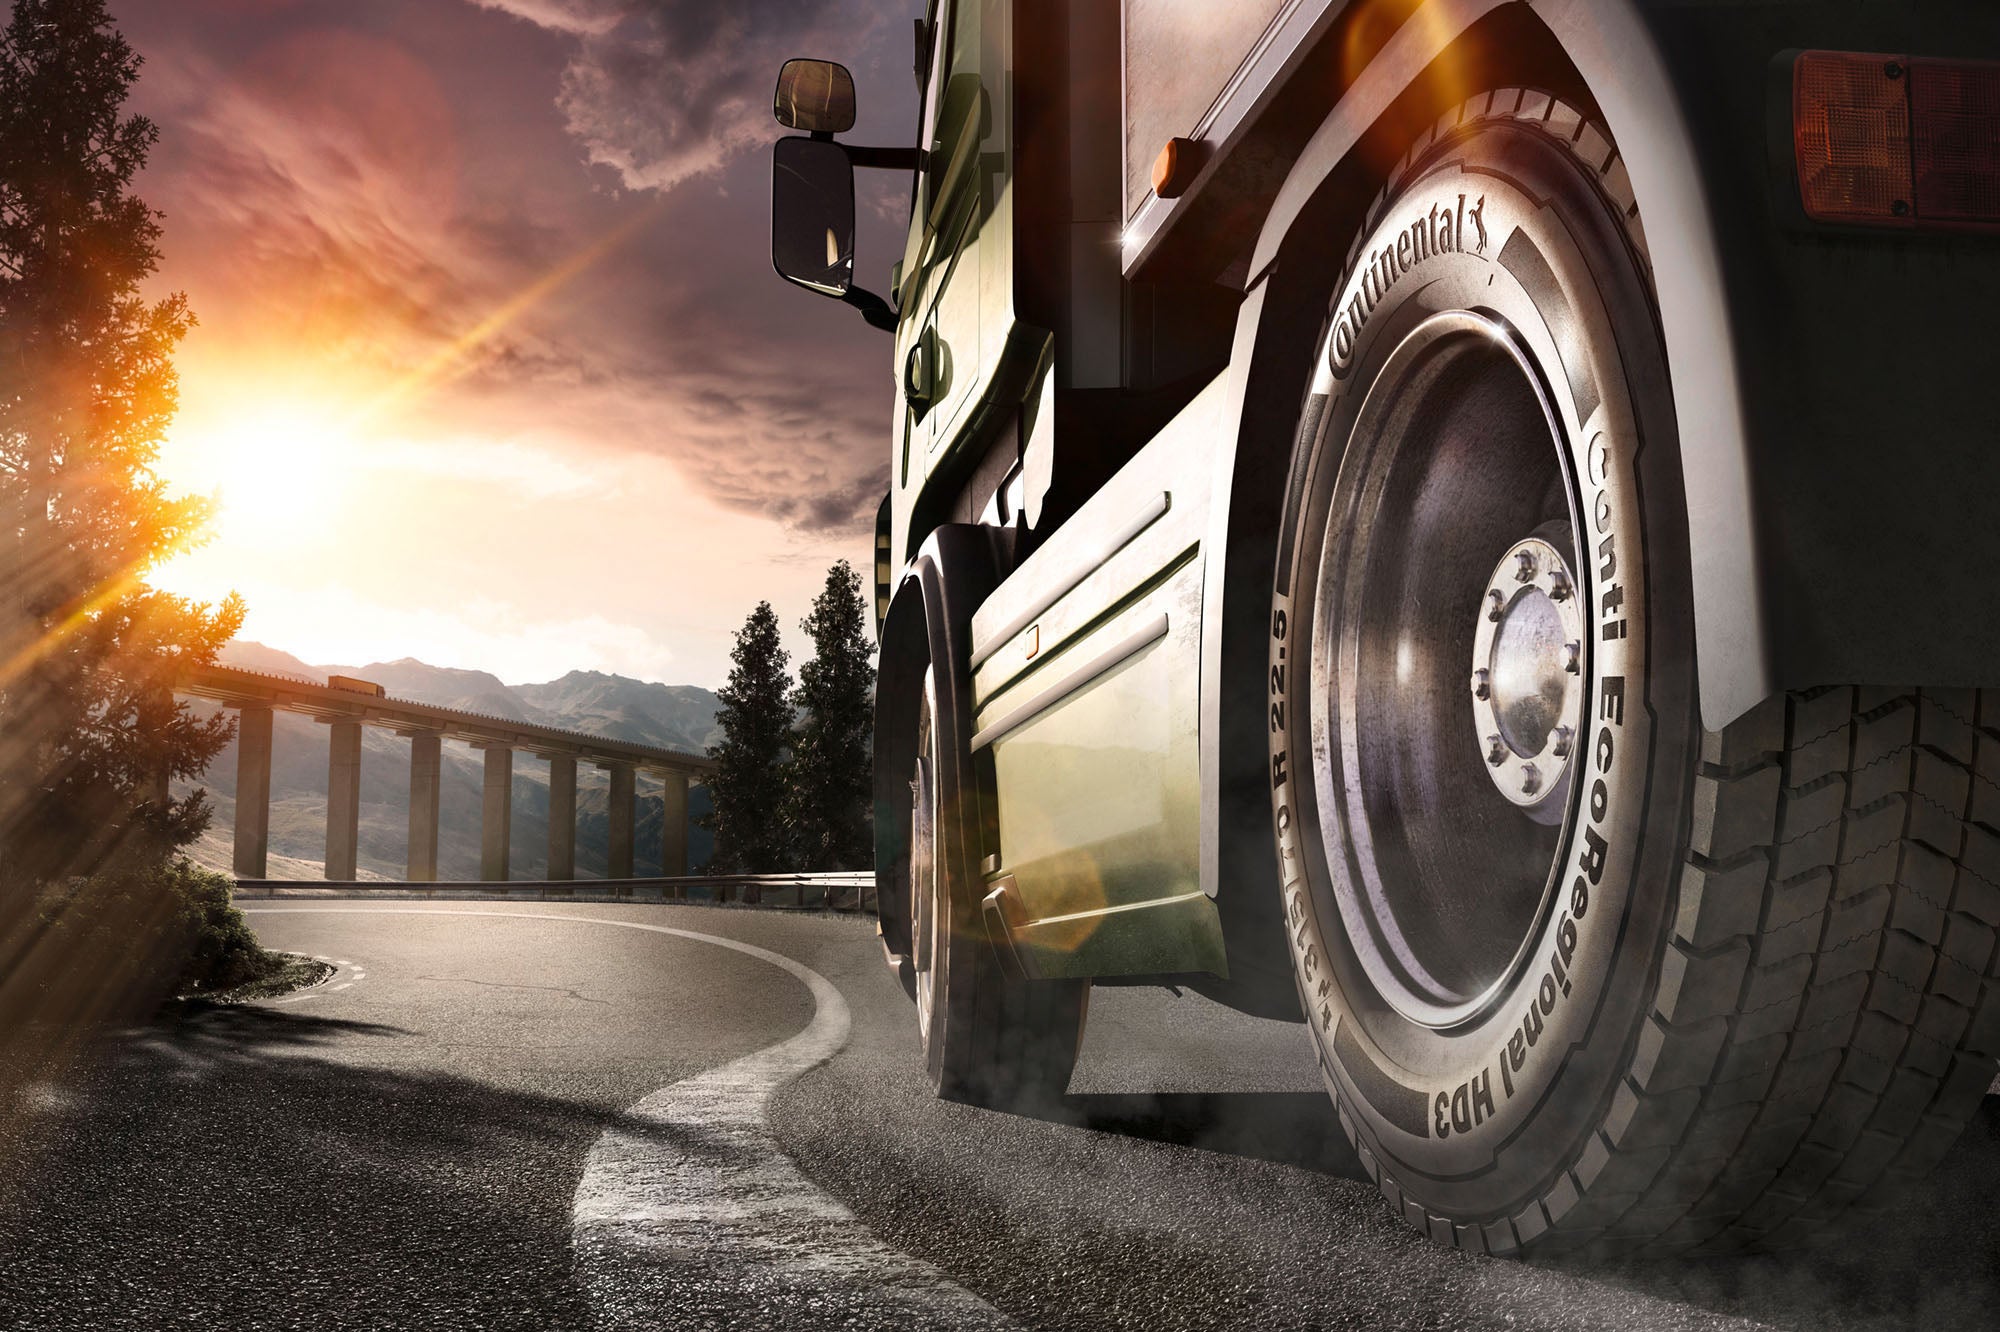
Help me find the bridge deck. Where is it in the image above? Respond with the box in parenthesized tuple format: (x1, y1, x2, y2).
(180, 664, 712, 775)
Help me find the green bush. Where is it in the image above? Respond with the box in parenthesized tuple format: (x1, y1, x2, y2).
(159, 861, 268, 994)
(32, 858, 272, 1011)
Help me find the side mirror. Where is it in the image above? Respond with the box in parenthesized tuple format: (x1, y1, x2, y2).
(774, 59, 855, 134)
(771, 136, 897, 331)
(772, 136, 856, 296)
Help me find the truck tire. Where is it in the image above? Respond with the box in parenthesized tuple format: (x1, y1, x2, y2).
(876, 534, 1090, 1109)
(1267, 90, 2000, 1258)
(908, 661, 1088, 1109)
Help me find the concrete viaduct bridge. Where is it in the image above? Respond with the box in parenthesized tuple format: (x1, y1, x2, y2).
(178, 665, 714, 883)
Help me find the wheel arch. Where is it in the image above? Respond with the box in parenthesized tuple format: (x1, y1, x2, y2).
(1214, 1, 1767, 761)
(1198, 0, 1769, 1000)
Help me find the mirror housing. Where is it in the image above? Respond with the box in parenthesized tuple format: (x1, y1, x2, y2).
(773, 59, 855, 135)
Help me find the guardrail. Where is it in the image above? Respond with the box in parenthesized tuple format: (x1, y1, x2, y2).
(232, 871, 876, 911)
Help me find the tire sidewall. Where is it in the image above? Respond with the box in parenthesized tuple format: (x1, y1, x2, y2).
(1268, 121, 1696, 1218)
(912, 667, 948, 1086)
(916, 655, 985, 1098)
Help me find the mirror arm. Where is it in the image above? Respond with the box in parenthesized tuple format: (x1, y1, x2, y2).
(841, 286, 898, 333)
(842, 144, 922, 171)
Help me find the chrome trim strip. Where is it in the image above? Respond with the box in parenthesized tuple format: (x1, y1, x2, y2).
(970, 491, 1171, 670)
(970, 614, 1170, 751)
(1017, 890, 1210, 931)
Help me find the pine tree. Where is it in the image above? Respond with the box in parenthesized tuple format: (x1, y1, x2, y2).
(699, 601, 795, 875)
(0, 1, 244, 899)
(782, 560, 875, 873)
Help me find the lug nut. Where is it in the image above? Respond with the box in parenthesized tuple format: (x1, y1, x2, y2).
(1520, 764, 1542, 797)
(1562, 641, 1581, 675)
(1471, 668, 1491, 701)
(1486, 734, 1507, 767)
(1552, 725, 1575, 759)
(1514, 550, 1538, 583)
(1486, 589, 1507, 622)
(1548, 570, 1573, 602)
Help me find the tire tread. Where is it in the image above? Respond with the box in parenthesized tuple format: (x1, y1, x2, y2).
(1552, 685, 2000, 1257)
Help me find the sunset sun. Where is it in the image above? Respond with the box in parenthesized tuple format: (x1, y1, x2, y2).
(154, 400, 362, 565)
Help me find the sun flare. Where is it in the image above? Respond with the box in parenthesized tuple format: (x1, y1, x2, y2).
(164, 404, 359, 553)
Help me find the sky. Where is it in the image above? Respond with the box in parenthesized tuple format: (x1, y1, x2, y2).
(124, 0, 923, 689)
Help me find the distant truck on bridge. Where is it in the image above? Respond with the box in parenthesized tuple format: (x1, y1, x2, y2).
(326, 675, 387, 698)
(768, 1, 2000, 1261)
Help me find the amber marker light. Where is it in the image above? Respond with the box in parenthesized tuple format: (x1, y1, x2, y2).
(1152, 136, 1202, 199)
(1794, 50, 2000, 230)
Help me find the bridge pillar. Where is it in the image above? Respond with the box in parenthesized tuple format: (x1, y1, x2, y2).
(547, 755, 577, 881)
(658, 772, 689, 879)
(325, 719, 363, 881)
(604, 762, 635, 879)
(480, 745, 512, 881)
(232, 705, 273, 879)
(405, 731, 442, 882)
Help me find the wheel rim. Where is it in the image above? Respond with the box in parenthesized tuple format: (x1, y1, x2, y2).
(1309, 310, 1585, 1030)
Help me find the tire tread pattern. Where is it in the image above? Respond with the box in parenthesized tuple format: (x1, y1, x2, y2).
(1542, 686, 2000, 1259)
(1479, 684, 2000, 1258)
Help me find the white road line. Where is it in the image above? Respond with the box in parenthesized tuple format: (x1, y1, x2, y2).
(242, 907, 1016, 1328)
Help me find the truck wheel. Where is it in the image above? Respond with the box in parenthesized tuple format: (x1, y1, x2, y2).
(1268, 90, 2000, 1258)
(908, 662, 1087, 1109)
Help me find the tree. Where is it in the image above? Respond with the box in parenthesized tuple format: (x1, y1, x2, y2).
(699, 601, 795, 874)
(782, 560, 874, 872)
(0, 1, 243, 901)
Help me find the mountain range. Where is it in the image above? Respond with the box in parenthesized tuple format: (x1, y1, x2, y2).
(176, 642, 722, 881)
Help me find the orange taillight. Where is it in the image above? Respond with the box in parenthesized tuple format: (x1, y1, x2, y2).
(1795, 52, 1916, 224)
(1795, 51, 2000, 230)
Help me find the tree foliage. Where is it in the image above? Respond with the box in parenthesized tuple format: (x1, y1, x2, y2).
(0, 0, 243, 898)
(699, 601, 795, 873)
(782, 560, 874, 871)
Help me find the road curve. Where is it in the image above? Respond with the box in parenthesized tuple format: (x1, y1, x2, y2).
(0, 900, 1993, 1332)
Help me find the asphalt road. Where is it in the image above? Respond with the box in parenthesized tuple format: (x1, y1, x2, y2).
(0, 901, 1994, 1331)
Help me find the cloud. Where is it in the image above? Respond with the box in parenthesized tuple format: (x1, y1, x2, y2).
(135, 2, 908, 574)
(623, 364, 892, 532)
(368, 434, 605, 500)
(141, 32, 520, 375)
(468, 0, 628, 36)
(160, 9, 915, 538)
(237, 583, 683, 685)
(480, 0, 897, 193)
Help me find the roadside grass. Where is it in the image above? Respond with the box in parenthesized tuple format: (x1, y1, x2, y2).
(186, 951, 333, 1004)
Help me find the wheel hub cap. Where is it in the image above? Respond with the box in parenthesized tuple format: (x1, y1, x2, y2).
(1470, 536, 1583, 824)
